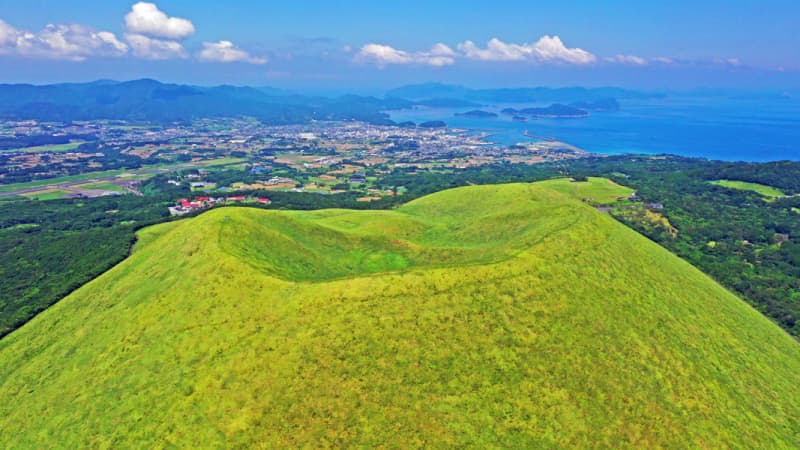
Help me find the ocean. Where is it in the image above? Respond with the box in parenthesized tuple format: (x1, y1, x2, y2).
(388, 95, 800, 162)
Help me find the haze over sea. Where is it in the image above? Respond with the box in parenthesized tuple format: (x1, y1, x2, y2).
(389, 95, 800, 162)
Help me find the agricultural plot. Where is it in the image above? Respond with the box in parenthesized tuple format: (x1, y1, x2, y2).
(1, 142, 85, 153)
(19, 189, 74, 201)
(72, 181, 127, 193)
(710, 179, 786, 198)
(0, 158, 245, 199)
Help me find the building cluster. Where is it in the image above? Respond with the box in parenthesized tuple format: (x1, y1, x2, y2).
(168, 195, 271, 216)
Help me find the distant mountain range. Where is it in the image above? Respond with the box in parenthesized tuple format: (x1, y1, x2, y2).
(0, 79, 657, 125)
(0, 79, 410, 124)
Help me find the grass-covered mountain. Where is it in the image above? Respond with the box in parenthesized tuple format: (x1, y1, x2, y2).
(0, 178, 798, 447)
(0, 79, 409, 124)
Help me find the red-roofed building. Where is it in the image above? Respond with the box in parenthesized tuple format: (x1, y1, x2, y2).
(257, 197, 271, 204)
(227, 196, 245, 202)
(195, 196, 211, 202)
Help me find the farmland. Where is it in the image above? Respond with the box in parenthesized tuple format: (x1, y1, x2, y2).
(0, 141, 85, 153)
(710, 179, 786, 198)
(0, 179, 797, 448)
(0, 157, 245, 199)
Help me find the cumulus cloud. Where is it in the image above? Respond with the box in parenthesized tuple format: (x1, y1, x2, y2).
(121, 3, 193, 60)
(356, 44, 412, 65)
(0, 19, 19, 48)
(124, 2, 195, 40)
(457, 36, 596, 64)
(0, 19, 127, 61)
(605, 54, 648, 65)
(197, 41, 267, 64)
(124, 33, 186, 60)
(355, 43, 455, 67)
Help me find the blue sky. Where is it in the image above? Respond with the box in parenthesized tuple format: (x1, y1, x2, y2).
(0, 1, 798, 92)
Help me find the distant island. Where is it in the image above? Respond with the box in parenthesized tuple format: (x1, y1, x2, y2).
(512, 115, 528, 122)
(503, 104, 590, 118)
(455, 110, 498, 119)
(418, 120, 447, 128)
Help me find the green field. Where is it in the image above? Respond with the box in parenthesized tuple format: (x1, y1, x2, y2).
(191, 157, 246, 168)
(16, 182, 125, 200)
(537, 177, 634, 204)
(0, 158, 245, 195)
(0, 178, 798, 448)
(72, 181, 127, 193)
(1, 142, 85, 153)
(0, 223, 40, 233)
(0, 169, 128, 194)
(20, 189, 74, 200)
(710, 179, 786, 197)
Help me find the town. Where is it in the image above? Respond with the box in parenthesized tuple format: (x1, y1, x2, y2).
(0, 118, 589, 208)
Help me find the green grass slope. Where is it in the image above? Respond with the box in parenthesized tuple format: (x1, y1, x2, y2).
(0, 179, 798, 448)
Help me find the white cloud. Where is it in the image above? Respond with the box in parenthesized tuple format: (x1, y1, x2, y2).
(0, 19, 20, 49)
(457, 36, 596, 64)
(0, 19, 127, 61)
(355, 43, 455, 67)
(125, 2, 195, 40)
(605, 54, 648, 65)
(356, 44, 412, 65)
(652, 56, 675, 65)
(124, 33, 186, 60)
(197, 41, 267, 64)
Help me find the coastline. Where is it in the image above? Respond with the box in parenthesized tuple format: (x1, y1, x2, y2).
(386, 97, 800, 162)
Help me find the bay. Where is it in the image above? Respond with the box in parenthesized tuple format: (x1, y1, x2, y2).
(388, 95, 800, 162)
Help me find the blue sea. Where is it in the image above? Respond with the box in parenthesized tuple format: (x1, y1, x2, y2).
(388, 96, 800, 162)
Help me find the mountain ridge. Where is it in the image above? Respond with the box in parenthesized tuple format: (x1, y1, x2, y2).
(0, 79, 407, 124)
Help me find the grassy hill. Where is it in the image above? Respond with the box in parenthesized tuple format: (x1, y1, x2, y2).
(0, 178, 798, 448)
